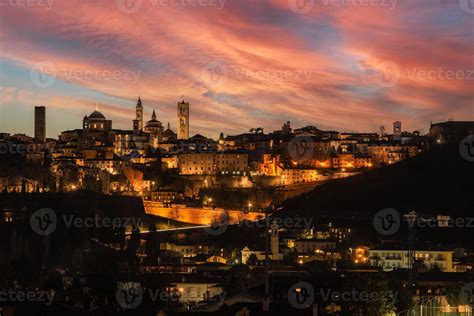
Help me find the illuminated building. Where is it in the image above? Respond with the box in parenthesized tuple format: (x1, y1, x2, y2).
(177, 99, 190, 140)
(133, 97, 144, 132)
(83, 106, 112, 131)
(280, 168, 318, 185)
(369, 247, 454, 272)
(178, 152, 248, 175)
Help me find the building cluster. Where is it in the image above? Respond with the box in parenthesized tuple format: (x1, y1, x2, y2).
(1, 106, 474, 314)
(2, 100, 473, 197)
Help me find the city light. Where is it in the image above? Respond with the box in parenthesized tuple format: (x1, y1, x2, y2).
(0, 3, 465, 313)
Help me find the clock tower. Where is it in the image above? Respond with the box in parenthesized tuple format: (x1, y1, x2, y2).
(177, 99, 189, 140)
(133, 97, 143, 132)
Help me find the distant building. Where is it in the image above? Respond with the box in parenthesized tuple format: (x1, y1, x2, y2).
(160, 242, 209, 258)
(177, 99, 190, 140)
(393, 121, 402, 141)
(133, 97, 144, 132)
(330, 153, 372, 169)
(150, 189, 184, 204)
(178, 152, 248, 175)
(165, 283, 224, 304)
(429, 121, 474, 144)
(162, 155, 178, 170)
(163, 122, 177, 142)
(280, 168, 318, 185)
(144, 110, 163, 134)
(113, 130, 149, 156)
(0, 133, 10, 141)
(83, 106, 112, 131)
(242, 221, 283, 264)
(367, 144, 417, 165)
(369, 247, 454, 272)
(294, 239, 336, 254)
(34, 106, 46, 143)
(282, 121, 292, 135)
(259, 154, 283, 176)
(144, 109, 164, 147)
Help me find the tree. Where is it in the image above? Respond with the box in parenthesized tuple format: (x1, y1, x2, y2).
(128, 225, 141, 258)
(247, 253, 258, 266)
(21, 179, 26, 193)
(145, 222, 158, 257)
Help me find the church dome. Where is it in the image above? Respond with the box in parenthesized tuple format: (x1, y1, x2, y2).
(146, 109, 162, 126)
(147, 119, 162, 125)
(89, 110, 106, 120)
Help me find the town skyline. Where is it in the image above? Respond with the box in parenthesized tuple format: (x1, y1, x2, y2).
(1, 1, 473, 138)
(1, 1, 474, 313)
(0, 97, 465, 140)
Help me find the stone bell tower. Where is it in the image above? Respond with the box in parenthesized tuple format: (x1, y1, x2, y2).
(133, 97, 144, 132)
(177, 99, 189, 140)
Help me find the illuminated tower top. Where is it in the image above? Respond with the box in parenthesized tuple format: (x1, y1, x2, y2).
(177, 99, 189, 140)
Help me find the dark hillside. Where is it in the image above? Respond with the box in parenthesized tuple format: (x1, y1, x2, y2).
(282, 144, 473, 220)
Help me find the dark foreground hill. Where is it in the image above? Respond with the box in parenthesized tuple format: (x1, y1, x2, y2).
(281, 144, 474, 223)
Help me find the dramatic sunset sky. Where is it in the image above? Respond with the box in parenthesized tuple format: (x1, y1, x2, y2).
(0, 0, 473, 138)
